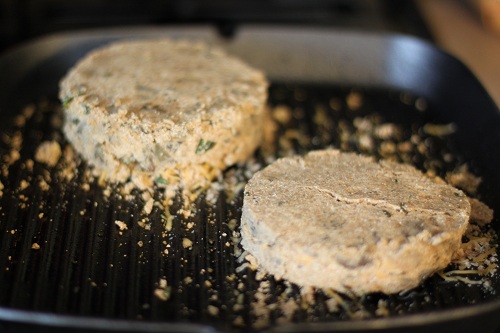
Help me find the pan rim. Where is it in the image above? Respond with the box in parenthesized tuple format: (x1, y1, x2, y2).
(0, 299, 499, 332)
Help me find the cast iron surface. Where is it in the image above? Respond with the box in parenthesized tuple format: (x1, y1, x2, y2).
(0, 27, 499, 333)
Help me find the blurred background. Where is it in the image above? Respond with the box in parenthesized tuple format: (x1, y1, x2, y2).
(1, 0, 500, 104)
(0, 0, 431, 51)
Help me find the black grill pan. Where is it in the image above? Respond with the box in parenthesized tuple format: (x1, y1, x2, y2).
(0, 26, 500, 333)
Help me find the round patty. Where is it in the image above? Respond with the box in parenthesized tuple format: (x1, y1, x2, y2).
(60, 38, 268, 197)
(240, 149, 471, 295)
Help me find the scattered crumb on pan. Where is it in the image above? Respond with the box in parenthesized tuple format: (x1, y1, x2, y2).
(154, 278, 172, 302)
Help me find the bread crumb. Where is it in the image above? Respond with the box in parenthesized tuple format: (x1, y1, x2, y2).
(153, 278, 171, 301)
(7, 150, 20, 165)
(138, 218, 151, 230)
(245, 254, 259, 270)
(272, 105, 293, 124)
(374, 123, 398, 139)
(19, 179, 30, 191)
(233, 315, 245, 327)
(143, 198, 154, 215)
(154, 288, 171, 301)
(31, 243, 40, 250)
(375, 299, 390, 317)
(423, 123, 456, 137)
(114, 220, 128, 231)
(446, 164, 482, 194)
(161, 213, 174, 232)
(35, 140, 61, 167)
(468, 197, 494, 226)
(281, 298, 299, 318)
(38, 178, 50, 191)
(182, 238, 193, 249)
(325, 296, 339, 312)
(207, 305, 219, 316)
(346, 90, 363, 110)
(158, 278, 167, 289)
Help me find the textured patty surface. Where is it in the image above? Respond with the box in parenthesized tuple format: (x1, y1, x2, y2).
(60, 39, 268, 196)
(240, 149, 471, 294)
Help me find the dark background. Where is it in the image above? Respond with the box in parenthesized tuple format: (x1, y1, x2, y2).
(0, 0, 432, 53)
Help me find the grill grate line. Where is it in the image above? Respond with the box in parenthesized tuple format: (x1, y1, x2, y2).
(184, 196, 207, 322)
(213, 191, 235, 324)
(125, 199, 144, 319)
(54, 189, 88, 313)
(101, 202, 122, 317)
(183, 195, 205, 322)
(148, 204, 165, 320)
(0, 166, 32, 305)
(74, 187, 100, 315)
(29, 185, 66, 311)
(66, 197, 94, 313)
(152, 195, 184, 321)
(0, 192, 26, 304)
(77, 190, 111, 315)
(102, 196, 131, 318)
(134, 209, 156, 320)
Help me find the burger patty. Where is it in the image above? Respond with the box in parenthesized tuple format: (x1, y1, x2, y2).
(240, 149, 471, 294)
(59, 38, 268, 199)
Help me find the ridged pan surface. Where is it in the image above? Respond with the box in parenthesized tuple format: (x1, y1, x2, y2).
(0, 27, 499, 333)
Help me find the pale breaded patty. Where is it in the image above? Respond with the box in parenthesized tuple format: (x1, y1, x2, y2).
(60, 38, 268, 199)
(240, 149, 471, 294)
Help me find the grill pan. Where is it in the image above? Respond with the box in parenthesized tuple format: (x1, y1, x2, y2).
(1, 26, 500, 333)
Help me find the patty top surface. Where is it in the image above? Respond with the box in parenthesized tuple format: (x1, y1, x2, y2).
(243, 149, 471, 250)
(59, 38, 267, 124)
